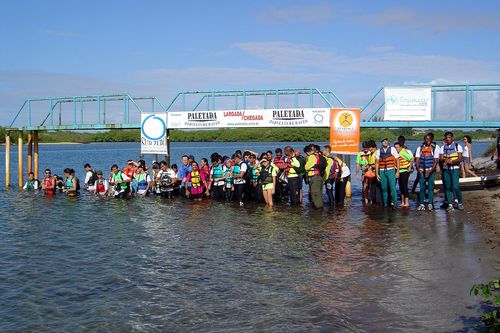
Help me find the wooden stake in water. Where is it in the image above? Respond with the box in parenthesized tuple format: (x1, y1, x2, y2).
(27, 132, 33, 174)
(34, 131, 39, 180)
(18, 131, 23, 189)
(5, 133, 10, 188)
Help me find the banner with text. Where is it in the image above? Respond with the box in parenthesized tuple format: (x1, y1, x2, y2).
(167, 108, 331, 129)
(384, 87, 432, 121)
(141, 113, 168, 154)
(329, 108, 361, 154)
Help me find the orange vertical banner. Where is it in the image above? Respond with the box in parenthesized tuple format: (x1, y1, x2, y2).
(329, 108, 361, 154)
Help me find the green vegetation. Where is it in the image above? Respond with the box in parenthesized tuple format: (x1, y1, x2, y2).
(483, 142, 497, 157)
(470, 279, 500, 329)
(0, 127, 497, 144)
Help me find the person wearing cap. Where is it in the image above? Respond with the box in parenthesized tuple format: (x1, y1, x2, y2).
(375, 137, 400, 208)
(93, 170, 110, 197)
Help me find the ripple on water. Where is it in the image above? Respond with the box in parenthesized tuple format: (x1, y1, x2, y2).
(0, 190, 497, 332)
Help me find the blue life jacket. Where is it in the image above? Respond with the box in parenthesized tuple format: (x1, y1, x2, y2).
(212, 164, 223, 179)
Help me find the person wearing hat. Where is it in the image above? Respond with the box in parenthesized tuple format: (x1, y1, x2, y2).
(375, 137, 400, 208)
(492, 128, 500, 170)
(93, 170, 110, 197)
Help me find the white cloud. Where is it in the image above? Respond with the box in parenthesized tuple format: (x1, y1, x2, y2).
(233, 41, 500, 82)
(256, 2, 334, 24)
(361, 7, 500, 34)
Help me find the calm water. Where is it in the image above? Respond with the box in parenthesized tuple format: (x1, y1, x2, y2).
(0, 142, 497, 332)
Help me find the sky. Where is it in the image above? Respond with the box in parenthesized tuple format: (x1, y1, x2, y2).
(1, 0, 500, 126)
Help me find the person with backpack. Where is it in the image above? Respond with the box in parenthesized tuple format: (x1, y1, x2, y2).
(440, 132, 464, 211)
(83, 163, 98, 191)
(375, 138, 400, 208)
(304, 144, 326, 209)
(285, 146, 303, 205)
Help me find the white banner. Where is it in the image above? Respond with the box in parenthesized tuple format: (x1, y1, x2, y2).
(141, 113, 168, 154)
(384, 87, 432, 121)
(167, 108, 331, 129)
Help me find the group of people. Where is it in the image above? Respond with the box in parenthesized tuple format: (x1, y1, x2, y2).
(355, 131, 480, 211)
(23, 130, 492, 211)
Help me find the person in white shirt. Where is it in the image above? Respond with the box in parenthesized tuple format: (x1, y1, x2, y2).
(415, 134, 440, 211)
(23, 172, 40, 190)
(83, 163, 97, 191)
(93, 170, 110, 197)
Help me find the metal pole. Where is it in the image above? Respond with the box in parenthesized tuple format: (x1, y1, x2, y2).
(18, 131, 23, 188)
(166, 129, 171, 166)
(27, 132, 33, 174)
(5, 133, 10, 188)
(34, 131, 39, 180)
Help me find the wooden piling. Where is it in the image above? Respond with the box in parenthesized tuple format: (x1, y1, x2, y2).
(18, 131, 23, 188)
(34, 131, 39, 180)
(5, 133, 10, 188)
(27, 132, 33, 174)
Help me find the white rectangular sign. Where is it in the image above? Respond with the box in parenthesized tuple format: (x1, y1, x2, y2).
(167, 108, 331, 129)
(141, 113, 168, 154)
(384, 87, 432, 121)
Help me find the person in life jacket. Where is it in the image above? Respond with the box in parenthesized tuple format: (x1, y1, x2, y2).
(123, 160, 136, 179)
(249, 153, 263, 202)
(304, 144, 325, 209)
(209, 153, 225, 201)
(23, 172, 40, 190)
(394, 142, 414, 208)
(63, 168, 80, 197)
(232, 153, 248, 206)
(284, 146, 302, 206)
(134, 164, 151, 196)
(110, 164, 131, 198)
(415, 133, 439, 210)
(273, 148, 288, 202)
(440, 132, 464, 211)
(185, 161, 208, 200)
(93, 170, 110, 197)
(156, 161, 177, 198)
(356, 141, 374, 205)
(222, 158, 234, 202)
(259, 158, 277, 207)
(200, 158, 211, 192)
(83, 163, 97, 191)
(41, 168, 56, 195)
(323, 145, 351, 207)
(375, 138, 400, 208)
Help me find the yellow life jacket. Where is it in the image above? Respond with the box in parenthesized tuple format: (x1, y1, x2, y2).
(190, 170, 201, 187)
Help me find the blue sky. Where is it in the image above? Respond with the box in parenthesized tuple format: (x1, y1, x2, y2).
(1, 0, 500, 125)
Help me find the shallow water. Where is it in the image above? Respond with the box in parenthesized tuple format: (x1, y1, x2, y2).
(0, 142, 497, 332)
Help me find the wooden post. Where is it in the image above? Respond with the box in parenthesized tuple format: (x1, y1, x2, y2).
(27, 132, 33, 174)
(165, 129, 171, 166)
(18, 131, 23, 188)
(34, 131, 39, 180)
(5, 133, 10, 188)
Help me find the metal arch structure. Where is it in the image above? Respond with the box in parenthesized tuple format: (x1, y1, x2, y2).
(360, 83, 500, 128)
(8, 93, 167, 131)
(163, 88, 346, 112)
(7, 88, 345, 131)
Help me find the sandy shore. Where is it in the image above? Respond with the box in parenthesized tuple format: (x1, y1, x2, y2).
(462, 186, 500, 247)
